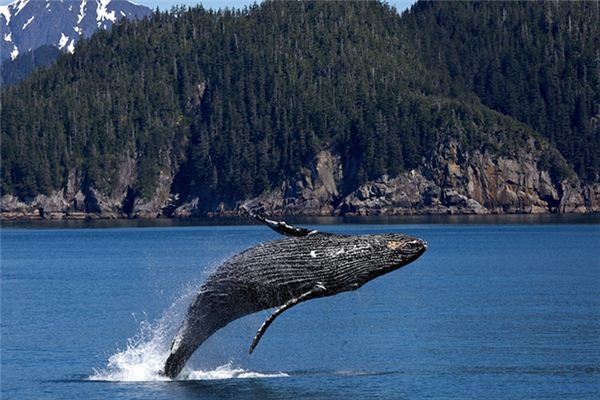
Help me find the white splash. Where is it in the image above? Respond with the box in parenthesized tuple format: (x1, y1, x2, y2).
(89, 285, 194, 382)
(67, 38, 75, 53)
(4, 32, 12, 42)
(185, 363, 288, 381)
(89, 318, 172, 382)
(89, 284, 287, 382)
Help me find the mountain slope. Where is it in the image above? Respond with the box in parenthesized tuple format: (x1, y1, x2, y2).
(0, 43, 60, 84)
(0, 0, 151, 61)
(401, 0, 600, 182)
(1, 1, 598, 219)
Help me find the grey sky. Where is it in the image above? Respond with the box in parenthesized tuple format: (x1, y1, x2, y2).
(0, 0, 416, 14)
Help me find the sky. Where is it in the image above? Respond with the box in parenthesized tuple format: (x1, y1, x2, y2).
(0, 0, 416, 14)
(140, 0, 416, 13)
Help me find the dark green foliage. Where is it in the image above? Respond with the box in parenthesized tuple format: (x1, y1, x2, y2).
(0, 45, 62, 86)
(402, 1, 600, 182)
(1, 1, 432, 202)
(1, 1, 597, 205)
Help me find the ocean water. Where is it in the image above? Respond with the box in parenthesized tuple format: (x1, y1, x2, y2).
(1, 220, 599, 399)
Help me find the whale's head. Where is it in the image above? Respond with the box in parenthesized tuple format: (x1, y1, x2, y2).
(383, 234, 428, 265)
(334, 233, 427, 291)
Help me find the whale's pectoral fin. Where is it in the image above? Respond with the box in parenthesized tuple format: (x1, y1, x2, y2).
(249, 283, 327, 354)
(243, 205, 316, 237)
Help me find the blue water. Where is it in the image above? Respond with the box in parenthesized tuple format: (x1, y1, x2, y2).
(1, 221, 599, 399)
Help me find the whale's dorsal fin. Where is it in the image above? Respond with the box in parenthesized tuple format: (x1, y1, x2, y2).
(243, 206, 317, 237)
(249, 283, 327, 354)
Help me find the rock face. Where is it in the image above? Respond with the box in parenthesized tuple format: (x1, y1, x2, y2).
(238, 137, 599, 217)
(1, 137, 599, 220)
(1, 152, 174, 220)
(242, 150, 344, 216)
(336, 138, 595, 216)
(163, 137, 599, 217)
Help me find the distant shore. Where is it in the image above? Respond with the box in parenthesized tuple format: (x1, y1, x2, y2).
(2, 209, 600, 221)
(2, 213, 599, 230)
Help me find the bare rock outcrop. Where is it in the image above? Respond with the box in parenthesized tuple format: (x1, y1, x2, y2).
(132, 170, 174, 218)
(2, 136, 598, 219)
(0, 153, 176, 220)
(336, 137, 597, 216)
(242, 150, 344, 216)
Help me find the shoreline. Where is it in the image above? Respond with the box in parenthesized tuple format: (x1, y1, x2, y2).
(2, 212, 599, 229)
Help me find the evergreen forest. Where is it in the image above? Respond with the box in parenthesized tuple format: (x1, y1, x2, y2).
(1, 1, 598, 207)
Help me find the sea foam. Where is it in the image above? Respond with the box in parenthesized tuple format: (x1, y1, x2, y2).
(89, 285, 287, 382)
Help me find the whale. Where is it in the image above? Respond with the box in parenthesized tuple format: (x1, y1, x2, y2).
(162, 210, 427, 378)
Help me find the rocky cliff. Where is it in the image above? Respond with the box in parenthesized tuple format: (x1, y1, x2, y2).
(2, 135, 598, 220)
(242, 137, 599, 217)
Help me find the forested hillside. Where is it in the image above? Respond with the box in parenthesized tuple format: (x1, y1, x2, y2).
(1, 1, 598, 218)
(0, 1, 452, 200)
(402, 1, 600, 182)
(0, 45, 61, 86)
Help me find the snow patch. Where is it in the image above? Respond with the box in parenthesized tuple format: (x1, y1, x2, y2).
(96, 0, 116, 23)
(4, 32, 12, 42)
(0, 5, 11, 25)
(77, 0, 87, 24)
(10, 45, 18, 60)
(14, 0, 29, 16)
(22, 15, 34, 30)
(58, 32, 68, 49)
(120, 10, 125, 17)
(68, 5, 72, 11)
(67, 38, 75, 53)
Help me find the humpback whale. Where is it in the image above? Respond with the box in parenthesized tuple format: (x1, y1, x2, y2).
(162, 210, 427, 378)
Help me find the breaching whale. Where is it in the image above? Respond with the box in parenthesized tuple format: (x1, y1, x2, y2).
(162, 210, 427, 378)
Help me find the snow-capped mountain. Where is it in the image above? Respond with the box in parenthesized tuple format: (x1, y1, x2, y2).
(0, 0, 151, 62)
